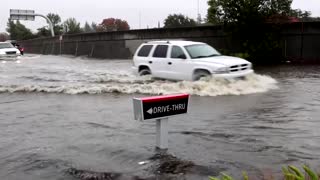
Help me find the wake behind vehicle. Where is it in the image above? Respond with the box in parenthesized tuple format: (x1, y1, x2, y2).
(132, 41, 254, 81)
(0, 42, 21, 60)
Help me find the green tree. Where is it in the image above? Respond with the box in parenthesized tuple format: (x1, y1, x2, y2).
(206, 0, 309, 63)
(0, 32, 9, 42)
(6, 19, 35, 40)
(164, 14, 196, 28)
(290, 9, 311, 20)
(47, 13, 63, 35)
(37, 13, 63, 37)
(82, 21, 96, 33)
(63, 18, 82, 34)
(6, 20, 16, 38)
(91, 22, 97, 31)
(36, 27, 49, 37)
(301, 17, 320, 22)
(47, 13, 61, 25)
(207, 0, 294, 24)
(97, 18, 130, 32)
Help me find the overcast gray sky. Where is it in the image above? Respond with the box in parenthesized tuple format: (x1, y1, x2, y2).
(1, 0, 320, 33)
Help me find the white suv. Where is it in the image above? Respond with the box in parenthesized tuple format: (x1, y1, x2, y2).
(132, 41, 253, 81)
(0, 42, 21, 60)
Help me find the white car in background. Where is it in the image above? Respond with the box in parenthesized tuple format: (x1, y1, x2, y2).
(0, 42, 21, 60)
(132, 41, 254, 81)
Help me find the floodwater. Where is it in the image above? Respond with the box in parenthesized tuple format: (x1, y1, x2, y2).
(0, 55, 319, 180)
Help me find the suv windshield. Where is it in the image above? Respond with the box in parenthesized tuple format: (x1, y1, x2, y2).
(185, 44, 221, 59)
(0, 43, 14, 49)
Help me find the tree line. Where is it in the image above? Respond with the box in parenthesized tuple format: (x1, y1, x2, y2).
(3, 0, 319, 41)
(4, 13, 130, 41)
(2, 0, 320, 62)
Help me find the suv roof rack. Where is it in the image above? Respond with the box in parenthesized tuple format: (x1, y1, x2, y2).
(147, 41, 171, 44)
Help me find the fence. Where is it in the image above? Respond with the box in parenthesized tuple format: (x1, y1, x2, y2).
(19, 22, 320, 63)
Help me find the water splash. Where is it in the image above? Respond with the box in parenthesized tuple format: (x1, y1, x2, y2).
(0, 73, 277, 96)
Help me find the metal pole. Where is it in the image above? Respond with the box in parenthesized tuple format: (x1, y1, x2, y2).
(35, 14, 55, 37)
(300, 22, 304, 60)
(139, 12, 141, 29)
(75, 41, 79, 56)
(59, 39, 62, 55)
(51, 41, 55, 54)
(284, 39, 287, 58)
(156, 118, 169, 149)
(90, 44, 94, 57)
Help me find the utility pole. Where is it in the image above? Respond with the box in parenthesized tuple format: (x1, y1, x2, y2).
(197, 0, 200, 16)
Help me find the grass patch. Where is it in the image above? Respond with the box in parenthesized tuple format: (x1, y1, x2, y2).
(209, 165, 319, 180)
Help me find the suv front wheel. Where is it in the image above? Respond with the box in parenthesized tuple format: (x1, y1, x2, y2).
(193, 70, 211, 81)
(139, 68, 151, 76)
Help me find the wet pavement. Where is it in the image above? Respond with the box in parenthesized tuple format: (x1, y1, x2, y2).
(0, 55, 319, 179)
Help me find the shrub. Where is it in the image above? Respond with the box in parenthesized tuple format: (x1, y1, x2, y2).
(209, 165, 319, 180)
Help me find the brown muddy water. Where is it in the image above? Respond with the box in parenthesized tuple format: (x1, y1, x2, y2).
(0, 55, 319, 180)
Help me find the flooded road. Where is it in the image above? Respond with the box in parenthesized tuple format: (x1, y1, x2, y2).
(0, 55, 319, 179)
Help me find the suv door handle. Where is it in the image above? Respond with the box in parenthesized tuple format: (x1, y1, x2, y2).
(148, 61, 153, 64)
(168, 62, 172, 65)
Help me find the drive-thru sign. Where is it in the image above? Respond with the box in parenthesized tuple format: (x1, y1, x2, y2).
(133, 94, 189, 149)
(133, 93, 189, 121)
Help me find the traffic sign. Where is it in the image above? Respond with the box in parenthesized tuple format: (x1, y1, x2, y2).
(10, 9, 35, 21)
(9, 9, 55, 37)
(133, 93, 189, 121)
(133, 93, 190, 150)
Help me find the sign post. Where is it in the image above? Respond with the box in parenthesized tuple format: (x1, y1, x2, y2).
(156, 118, 169, 149)
(133, 93, 189, 149)
(59, 35, 63, 55)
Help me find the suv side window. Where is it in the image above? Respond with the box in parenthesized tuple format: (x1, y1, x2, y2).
(153, 45, 168, 58)
(137, 45, 153, 57)
(171, 46, 186, 59)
